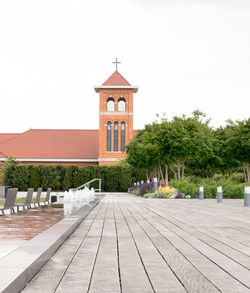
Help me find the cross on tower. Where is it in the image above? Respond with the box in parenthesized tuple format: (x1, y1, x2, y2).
(112, 58, 121, 72)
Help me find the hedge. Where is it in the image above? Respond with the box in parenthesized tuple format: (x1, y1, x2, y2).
(4, 164, 146, 192)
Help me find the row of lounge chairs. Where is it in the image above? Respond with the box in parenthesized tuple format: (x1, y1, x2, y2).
(0, 187, 52, 215)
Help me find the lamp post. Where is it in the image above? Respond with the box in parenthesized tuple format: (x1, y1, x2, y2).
(244, 186, 250, 207)
(153, 178, 158, 192)
(199, 186, 204, 200)
(217, 186, 223, 203)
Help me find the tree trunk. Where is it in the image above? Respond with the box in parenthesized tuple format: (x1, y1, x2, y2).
(149, 167, 153, 181)
(212, 169, 215, 180)
(165, 164, 169, 186)
(153, 165, 159, 181)
(177, 162, 181, 180)
(243, 163, 250, 183)
(169, 163, 177, 180)
(243, 164, 247, 183)
(158, 163, 164, 182)
(158, 167, 161, 181)
(181, 163, 185, 179)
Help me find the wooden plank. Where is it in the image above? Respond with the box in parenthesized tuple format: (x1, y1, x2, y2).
(126, 203, 220, 293)
(142, 205, 250, 270)
(22, 201, 106, 293)
(88, 197, 120, 293)
(131, 200, 250, 292)
(143, 199, 250, 255)
(22, 194, 250, 293)
(55, 237, 100, 293)
(120, 203, 187, 293)
(115, 199, 154, 293)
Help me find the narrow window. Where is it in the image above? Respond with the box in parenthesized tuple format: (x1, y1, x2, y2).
(118, 98, 126, 111)
(107, 98, 115, 111)
(114, 121, 118, 152)
(121, 122, 125, 152)
(107, 122, 111, 151)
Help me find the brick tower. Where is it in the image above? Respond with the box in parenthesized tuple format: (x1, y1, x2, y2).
(95, 60, 138, 165)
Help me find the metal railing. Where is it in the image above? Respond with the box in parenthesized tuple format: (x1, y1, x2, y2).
(76, 178, 101, 193)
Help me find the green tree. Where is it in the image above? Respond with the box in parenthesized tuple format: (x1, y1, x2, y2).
(126, 111, 215, 182)
(226, 119, 250, 182)
(126, 123, 166, 181)
(213, 126, 239, 176)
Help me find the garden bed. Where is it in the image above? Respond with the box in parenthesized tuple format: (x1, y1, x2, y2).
(129, 179, 248, 199)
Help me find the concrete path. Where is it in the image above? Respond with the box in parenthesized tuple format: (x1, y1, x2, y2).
(22, 194, 250, 293)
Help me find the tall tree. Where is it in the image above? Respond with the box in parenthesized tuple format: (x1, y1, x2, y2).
(226, 119, 250, 182)
(126, 110, 215, 182)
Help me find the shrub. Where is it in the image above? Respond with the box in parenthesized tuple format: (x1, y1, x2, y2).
(144, 192, 168, 198)
(118, 165, 135, 191)
(130, 187, 140, 195)
(4, 164, 145, 192)
(7, 165, 31, 191)
(56, 165, 66, 189)
(104, 166, 121, 192)
(4, 165, 16, 186)
(222, 183, 245, 199)
(63, 167, 72, 191)
(156, 186, 177, 197)
(230, 173, 245, 184)
(30, 166, 40, 189)
(73, 167, 92, 188)
(39, 166, 61, 190)
(176, 193, 185, 198)
(171, 180, 199, 197)
(171, 179, 247, 199)
(139, 182, 154, 195)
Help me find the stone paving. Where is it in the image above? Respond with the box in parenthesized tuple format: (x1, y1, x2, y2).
(22, 193, 250, 293)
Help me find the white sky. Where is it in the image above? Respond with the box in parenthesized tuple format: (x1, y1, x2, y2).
(0, 0, 249, 133)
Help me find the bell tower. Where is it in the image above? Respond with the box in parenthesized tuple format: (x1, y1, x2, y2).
(94, 59, 138, 165)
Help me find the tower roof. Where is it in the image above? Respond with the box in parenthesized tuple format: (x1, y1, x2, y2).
(94, 71, 138, 93)
(102, 71, 131, 86)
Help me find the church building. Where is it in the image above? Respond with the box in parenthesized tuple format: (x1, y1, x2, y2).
(0, 62, 138, 166)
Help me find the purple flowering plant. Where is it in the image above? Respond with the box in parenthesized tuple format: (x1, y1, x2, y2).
(129, 181, 161, 196)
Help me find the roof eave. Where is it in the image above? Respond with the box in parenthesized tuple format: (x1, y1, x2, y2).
(0, 158, 99, 162)
(94, 85, 138, 93)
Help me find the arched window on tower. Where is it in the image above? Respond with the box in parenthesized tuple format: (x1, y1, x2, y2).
(121, 122, 125, 152)
(114, 121, 118, 152)
(118, 98, 126, 112)
(107, 121, 112, 151)
(107, 98, 115, 111)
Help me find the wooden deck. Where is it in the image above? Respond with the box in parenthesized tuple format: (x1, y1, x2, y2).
(23, 193, 250, 293)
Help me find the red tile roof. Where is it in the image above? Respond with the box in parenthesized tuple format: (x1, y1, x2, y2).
(0, 129, 99, 159)
(0, 133, 20, 144)
(103, 71, 131, 86)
